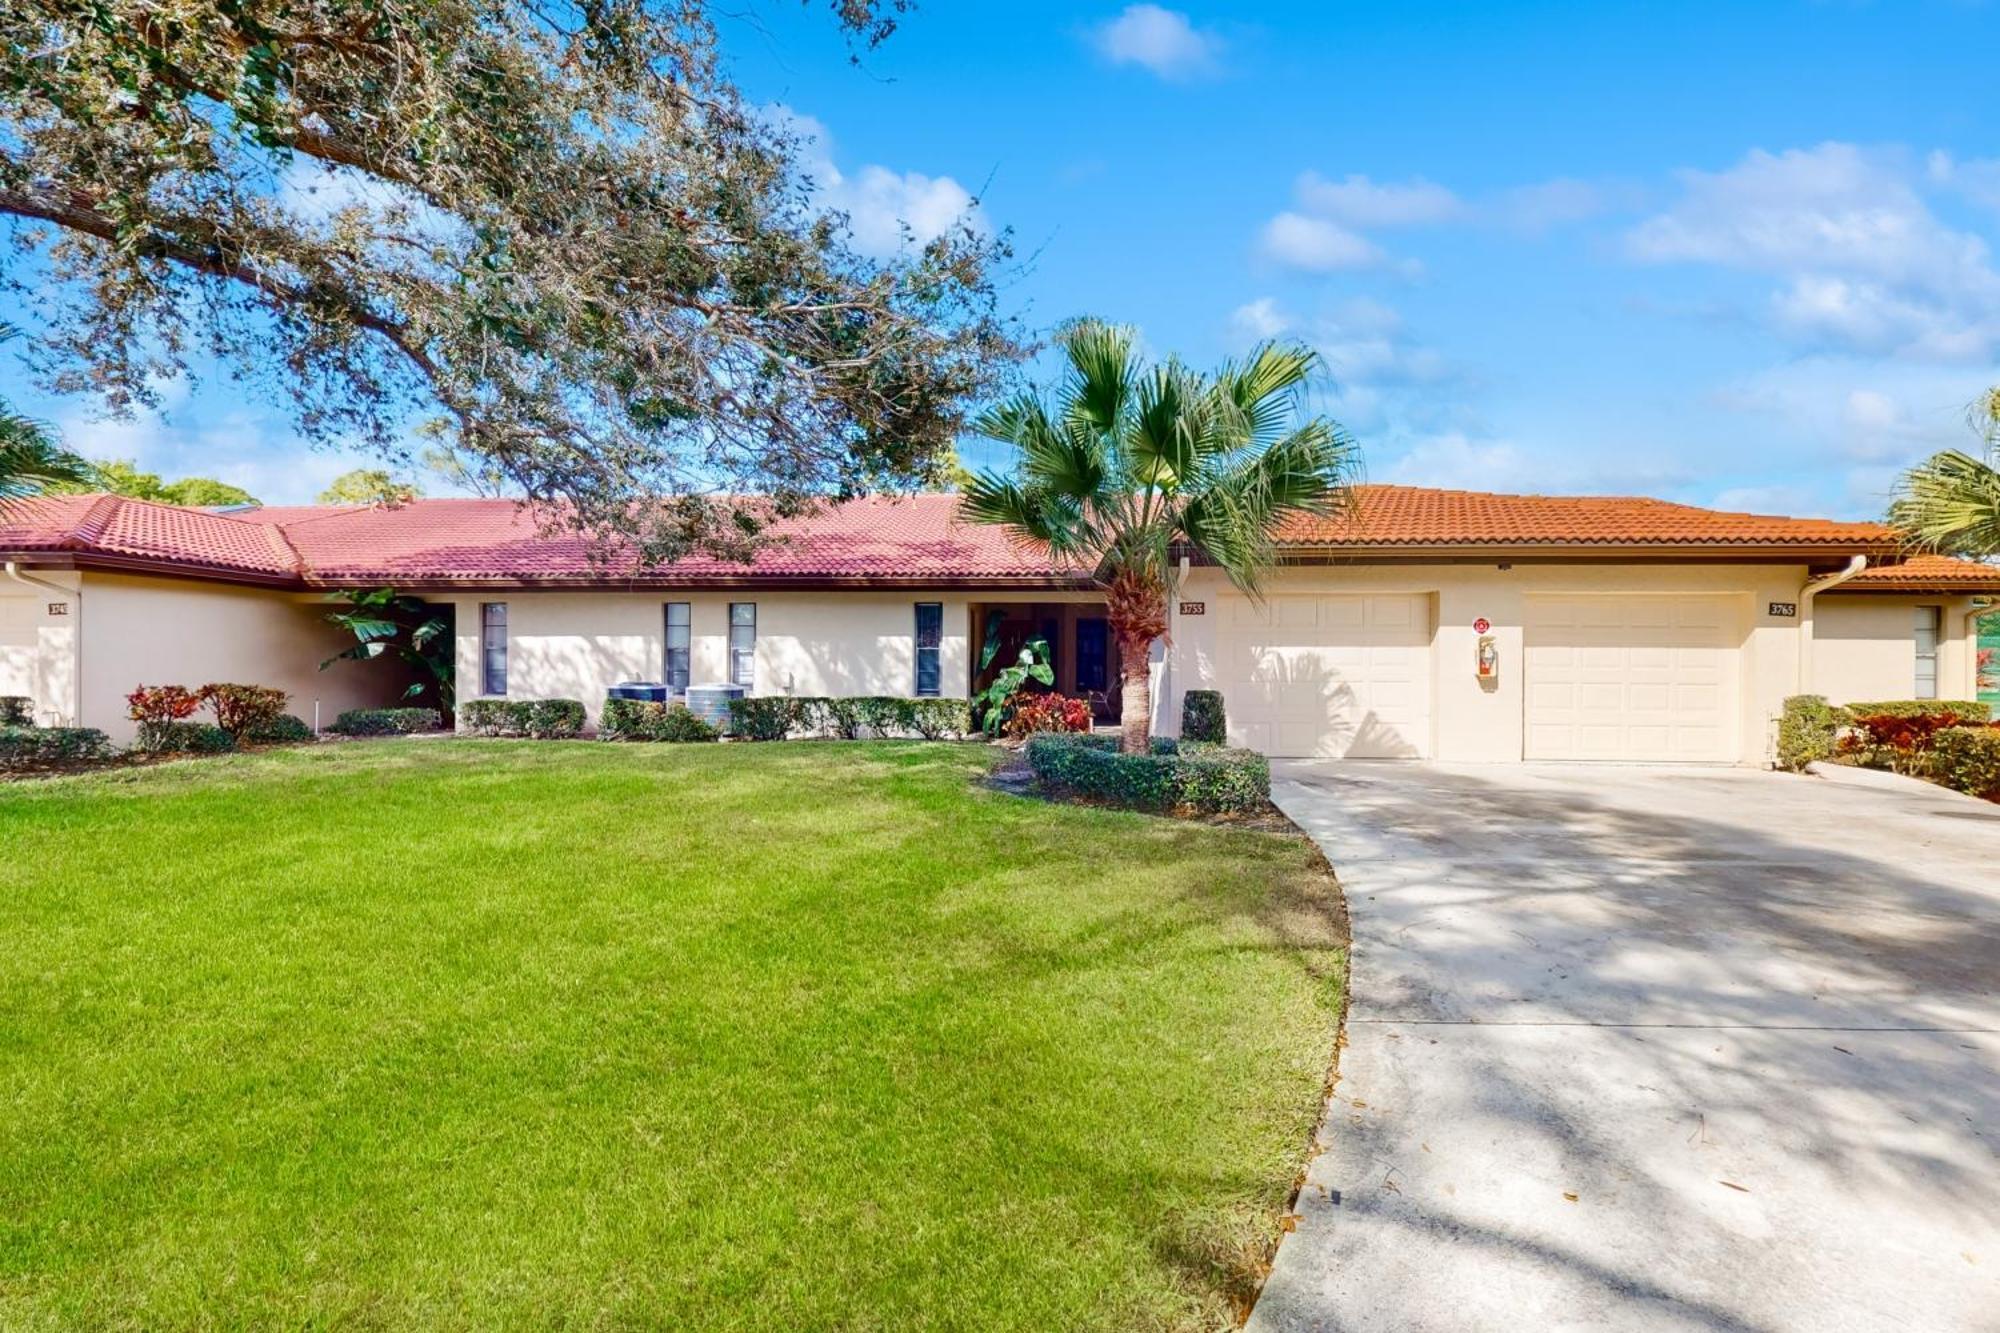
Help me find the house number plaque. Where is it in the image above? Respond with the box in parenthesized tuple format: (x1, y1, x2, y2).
(1178, 601, 1205, 616)
(1768, 602, 1797, 618)
(47, 602, 68, 616)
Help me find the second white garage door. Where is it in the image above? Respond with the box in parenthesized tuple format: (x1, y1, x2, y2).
(1215, 594, 1432, 758)
(1524, 594, 1741, 762)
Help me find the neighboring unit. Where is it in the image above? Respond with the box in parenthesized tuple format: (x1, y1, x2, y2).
(2, 487, 1993, 759)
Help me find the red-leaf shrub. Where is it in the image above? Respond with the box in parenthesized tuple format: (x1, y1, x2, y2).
(126, 685, 201, 725)
(1838, 710, 1964, 775)
(1003, 692, 1092, 738)
(197, 683, 290, 738)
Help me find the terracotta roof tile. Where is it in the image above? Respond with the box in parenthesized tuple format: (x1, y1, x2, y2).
(1276, 486, 1891, 547)
(0, 485, 1931, 587)
(1842, 553, 2000, 591)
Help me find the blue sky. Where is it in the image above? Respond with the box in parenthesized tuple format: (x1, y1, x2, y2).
(7, 0, 2000, 515)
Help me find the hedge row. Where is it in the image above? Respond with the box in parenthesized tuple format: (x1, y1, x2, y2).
(0, 725, 113, 768)
(1779, 693, 2000, 801)
(727, 696, 972, 742)
(331, 707, 443, 736)
(1024, 732, 1270, 815)
(600, 698, 718, 743)
(1778, 695, 1995, 772)
(1931, 726, 2000, 801)
(458, 699, 585, 738)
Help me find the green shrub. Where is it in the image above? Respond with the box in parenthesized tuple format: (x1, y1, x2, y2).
(601, 698, 718, 742)
(246, 713, 314, 744)
(0, 696, 32, 727)
(0, 725, 112, 767)
(331, 707, 442, 736)
(137, 721, 236, 754)
(726, 696, 794, 741)
(909, 698, 971, 740)
(459, 699, 584, 738)
(1181, 690, 1227, 744)
(821, 697, 867, 740)
(1777, 695, 1848, 771)
(1025, 732, 1270, 815)
(1931, 726, 2000, 800)
(1843, 699, 1991, 724)
(859, 695, 916, 735)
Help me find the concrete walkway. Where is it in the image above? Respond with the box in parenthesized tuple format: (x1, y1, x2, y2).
(1250, 761, 2000, 1333)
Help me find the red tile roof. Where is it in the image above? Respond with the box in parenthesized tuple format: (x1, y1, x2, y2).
(1840, 553, 2000, 591)
(0, 486, 1982, 589)
(1277, 486, 1891, 547)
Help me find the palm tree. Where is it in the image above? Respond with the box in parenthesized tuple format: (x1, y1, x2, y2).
(961, 320, 1358, 754)
(0, 326, 93, 502)
(1890, 387, 2000, 557)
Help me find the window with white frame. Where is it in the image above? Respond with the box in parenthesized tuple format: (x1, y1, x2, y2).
(1914, 605, 1941, 699)
(728, 602, 755, 689)
(664, 602, 691, 693)
(480, 602, 508, 696)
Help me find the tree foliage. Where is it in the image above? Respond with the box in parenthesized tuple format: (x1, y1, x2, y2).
(319, 468, 417, 505)
(1890, 387, 2000, 559)
(961, 321, 1358, 752)
(1, 0, 1017, 560)
(65, 459, 260, 506)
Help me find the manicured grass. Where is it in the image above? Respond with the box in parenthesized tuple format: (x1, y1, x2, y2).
(0, 741, 1343, 1330)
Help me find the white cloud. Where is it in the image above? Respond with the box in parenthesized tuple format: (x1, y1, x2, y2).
(1293, 172, 1464, 228)
(53, 403, 386, 505)
(1382, 431, 1691, 496)
(1228, 297, 1292, 340)
(1090, 5, 1224, 81)
(769, 107, 985, 259)
(1624, 143, 2000, 360)
(1258, 212, 1385, 272)
(1709, 357, 1992, 466)
(1493, 177, 1618, 232)
(1926, 150, 2000, 216)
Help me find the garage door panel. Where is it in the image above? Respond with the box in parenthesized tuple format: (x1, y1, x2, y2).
(1215, 593, 1432, 759)
(1525, 594, 1740, 763)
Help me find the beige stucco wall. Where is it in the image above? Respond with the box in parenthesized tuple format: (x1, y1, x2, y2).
(1162, 562, 1825, 765)
(1811, 594, 1982, 705)
(75, 572, 401, 742)
(443, 590, 991, 727)
(0, 571, 81, 725)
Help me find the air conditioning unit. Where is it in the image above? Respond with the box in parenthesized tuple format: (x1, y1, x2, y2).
(684, 683, 745, 732)
(608, 681, 669, 703)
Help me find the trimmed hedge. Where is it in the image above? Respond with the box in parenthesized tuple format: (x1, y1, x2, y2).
(0, 696, 32, 727)
(1181, 690, 1227, 744)
(331, 707, 443, 737)
(1932, 725, 2000, 800)
(0, 725, 112, 767)
(1777, 695, 1847, 772)
(459, 699, 585, 739)
(136, 721, 236, 755)
(246, 713, 315, 744)
(1844, 699, 1991, 723)
(601, 698, 718, 743)
(741, 696, 971, 741)
(1025, 732, 1270, 815)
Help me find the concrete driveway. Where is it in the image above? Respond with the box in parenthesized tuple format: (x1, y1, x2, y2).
(1249, 762, 2000, 1333)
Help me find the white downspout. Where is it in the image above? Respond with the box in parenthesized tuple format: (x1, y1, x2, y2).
(1797, 554, 1867, 694)
(4, 562, 79, 726)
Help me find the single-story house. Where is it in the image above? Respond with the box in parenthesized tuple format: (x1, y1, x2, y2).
(2, 486, 1994, 762)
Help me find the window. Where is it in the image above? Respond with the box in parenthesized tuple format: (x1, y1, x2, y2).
(480, 602, 508, 696)
(1915, 605, 1942, 699)
(728, 602, 756, 689)
(664, 602, 691, 693)
(915, 603, 943, 697)
(1076, 617, 1109, 695)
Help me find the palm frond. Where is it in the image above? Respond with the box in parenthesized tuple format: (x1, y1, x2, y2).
(1059, 319, 1137, 441)
(1181, 418, 1360, 594)
(0, 413, 95, 502)
(1890, 448, 2000, 557)
(1123, 364, 1205, 493)
(1214, 342, 1321, 454)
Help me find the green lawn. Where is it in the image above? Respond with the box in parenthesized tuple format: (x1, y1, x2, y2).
(0, 741, 1343, 1331)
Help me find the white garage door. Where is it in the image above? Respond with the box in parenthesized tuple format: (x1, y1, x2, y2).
(1524, 595, 1741, 762)
(1215, 594, 1432, 758)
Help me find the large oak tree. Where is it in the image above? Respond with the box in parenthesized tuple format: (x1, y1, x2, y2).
(1, 0, 1016, 558)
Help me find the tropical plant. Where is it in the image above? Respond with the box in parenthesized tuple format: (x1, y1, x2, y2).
(0, 0, 1014, 560)
(321, 589, 453, 710)
(961, 320, 1359, 753)
(971, 637, 1054, 737)
(1890, 386, 2000, 557)
(0, 325, 93, 501)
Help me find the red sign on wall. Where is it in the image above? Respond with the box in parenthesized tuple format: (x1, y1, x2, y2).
(1472, 617, 1491, 634)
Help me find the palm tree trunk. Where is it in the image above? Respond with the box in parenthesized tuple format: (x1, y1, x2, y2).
(1105, 569, 1169, 755)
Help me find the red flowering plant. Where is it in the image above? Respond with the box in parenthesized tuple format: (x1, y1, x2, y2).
(1838, 711, 1960, 775)
(197, 683, 290, 739)
(125, 685, 201, 726)
(1003, 692, 1092, 739)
